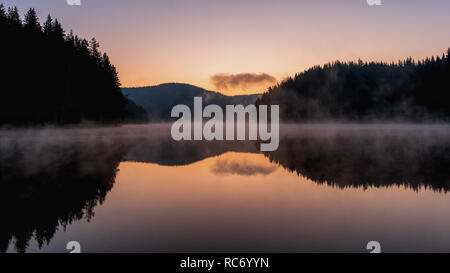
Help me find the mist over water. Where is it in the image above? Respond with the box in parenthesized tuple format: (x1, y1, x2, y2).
(1, 123, 450, 252)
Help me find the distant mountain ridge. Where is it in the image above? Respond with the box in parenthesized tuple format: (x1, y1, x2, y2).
(122, 83, 261, 121)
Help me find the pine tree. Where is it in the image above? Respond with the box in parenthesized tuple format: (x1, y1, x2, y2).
(24, 8, 41, 31)
(7, 6, 21, 27)
(66, 30, 75, 45)
(0, 4, 6, 21)
(103, 53, 120, 86)
(78, 38, 89, 55)
(89, 37, 101, 61)
(52, 19, 65, 41)
(43, 15, 53, 35)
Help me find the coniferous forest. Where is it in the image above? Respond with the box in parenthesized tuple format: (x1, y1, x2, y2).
(257, 50, 450, 122)
(0, 5, 147, 125)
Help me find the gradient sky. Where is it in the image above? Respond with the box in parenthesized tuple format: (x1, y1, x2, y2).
(4, 0, 450, 94)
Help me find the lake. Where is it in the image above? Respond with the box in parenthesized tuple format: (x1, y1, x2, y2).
(1, 124, 450, 253)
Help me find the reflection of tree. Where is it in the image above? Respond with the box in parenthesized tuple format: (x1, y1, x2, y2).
(0, 125, 261, 253)
(264, 131, 450, 192)
(0, 140, 129, 253)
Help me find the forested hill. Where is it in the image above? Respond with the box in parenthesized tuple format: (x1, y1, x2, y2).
(0, 5, 146, 125)
(257, 49, 450, 122)
(123, 83, 260, 121)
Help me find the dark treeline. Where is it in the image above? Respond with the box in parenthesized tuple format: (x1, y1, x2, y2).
(257, 49, 450, 122)
(0, 5, 147, 125)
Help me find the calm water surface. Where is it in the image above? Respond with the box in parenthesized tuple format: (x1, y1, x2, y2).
(1, 124, 450, 253)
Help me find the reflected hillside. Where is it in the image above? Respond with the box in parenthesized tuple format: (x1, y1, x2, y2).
(120, 125, 450, 192)
(124, 138, 258, 166)
(265, 125, 450, 192)
(0, 132, 129, 253)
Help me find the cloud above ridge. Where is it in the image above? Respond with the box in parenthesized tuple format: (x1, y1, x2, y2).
(210, 73, 277, 92)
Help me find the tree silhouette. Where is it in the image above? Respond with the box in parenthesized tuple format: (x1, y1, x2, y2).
(24, 8, 40, 31)
(6, 6, 20, 27)
(42, 14, 52, 36)
(0, 4, 6, 22)
(89, 37, 101, 60)
(257, 50, 450, 122)
(0, 6, 147, 125)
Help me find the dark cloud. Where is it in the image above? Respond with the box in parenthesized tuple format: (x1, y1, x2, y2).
(210, 73, 277, 92)
(211, 158, 277, 176)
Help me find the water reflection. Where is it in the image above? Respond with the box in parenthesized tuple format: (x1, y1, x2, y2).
(0, 135, 129, 252)
(267, 125, 450, 191)
(212, 157, 277, 176)
(1, 124, 450, 252)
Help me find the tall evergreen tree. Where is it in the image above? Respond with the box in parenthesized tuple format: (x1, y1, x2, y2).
(43, 15, 53, 35)
(51, 18, 64, 41)
(0, 4, 6, 21)
(66, 29, 75, 45)
(103, 53, 120, 85)
(89, 37, 101, 61)
(24, 8, 40, 31)
(6, 6, 20, 27)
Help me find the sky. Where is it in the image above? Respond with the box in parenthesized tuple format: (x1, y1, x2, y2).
(3, 0, 450, 94)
